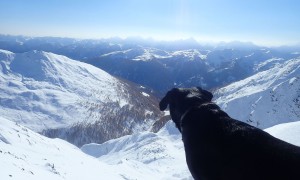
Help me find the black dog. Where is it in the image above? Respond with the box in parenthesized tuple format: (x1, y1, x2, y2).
(160, 87, 300, 180)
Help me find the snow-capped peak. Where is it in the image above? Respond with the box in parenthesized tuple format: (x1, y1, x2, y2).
(170, 49, 207, 61)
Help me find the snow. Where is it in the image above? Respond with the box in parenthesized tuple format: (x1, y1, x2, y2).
(0, 116, 122, 180)
(0, 50, 153, 131)
(100, 47, 207, 62)
(0, 116, 192, 180)
(214, 58, 300, 128)
(289, 77, 298, 85)
(265, 121, 300, 146)
(254, 58, 284, 72)
(133, 48, 171, 61)
(82, 121, 193, 180)
(142, 92, 150, 97)
(170, 49, 207, 61)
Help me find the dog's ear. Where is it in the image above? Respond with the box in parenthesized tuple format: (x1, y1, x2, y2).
(159, 91, 171, 111)
(202, 89, 213, 101)
(196, 87, 213, 101)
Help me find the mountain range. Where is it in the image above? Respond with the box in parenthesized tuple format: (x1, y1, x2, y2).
(1, 34, 299, 95)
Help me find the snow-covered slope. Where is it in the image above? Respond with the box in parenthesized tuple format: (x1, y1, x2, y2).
(0, 49, 163, 146)
(82, 121, 193, 180)
(214, 57, 300, 128)
(265, 121, 300, 146)
(0, 116, 123, 180)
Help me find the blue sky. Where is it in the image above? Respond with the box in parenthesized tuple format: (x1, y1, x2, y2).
(0, 0, 299, 46)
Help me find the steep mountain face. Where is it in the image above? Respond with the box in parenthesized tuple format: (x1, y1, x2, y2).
(0, 50, 163, 146)
(214, 57, 300, 129)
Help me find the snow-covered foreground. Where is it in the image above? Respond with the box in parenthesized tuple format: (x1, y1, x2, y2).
(0, 115, 191, 180)
(1, 115, 300, 180)
(82, 121, 192, 180)
(0, 116, 124, 180)
(82, 120, 300, 180)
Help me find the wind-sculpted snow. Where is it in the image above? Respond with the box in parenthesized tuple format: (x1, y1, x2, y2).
(0, 50, 163, 146)
(214, 58, 300, 128)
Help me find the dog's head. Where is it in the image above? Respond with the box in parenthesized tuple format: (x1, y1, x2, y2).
(159, 87, 213, 132)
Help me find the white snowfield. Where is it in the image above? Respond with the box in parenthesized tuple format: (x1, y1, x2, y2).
(214, 57, 300, 129)
(0, 117, 122, 180)
(1, 116, 300, 180)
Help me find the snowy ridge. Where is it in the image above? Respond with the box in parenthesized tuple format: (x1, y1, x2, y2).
(0, 49, 163, 146)
(214, 58, 300, 128)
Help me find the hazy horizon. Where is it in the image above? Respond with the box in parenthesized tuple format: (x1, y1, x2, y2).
(1, 0, 300, 47)
(2, 33, 300, 48)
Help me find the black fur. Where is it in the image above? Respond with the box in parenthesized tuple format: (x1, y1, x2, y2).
(160, 87, 300, 180)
